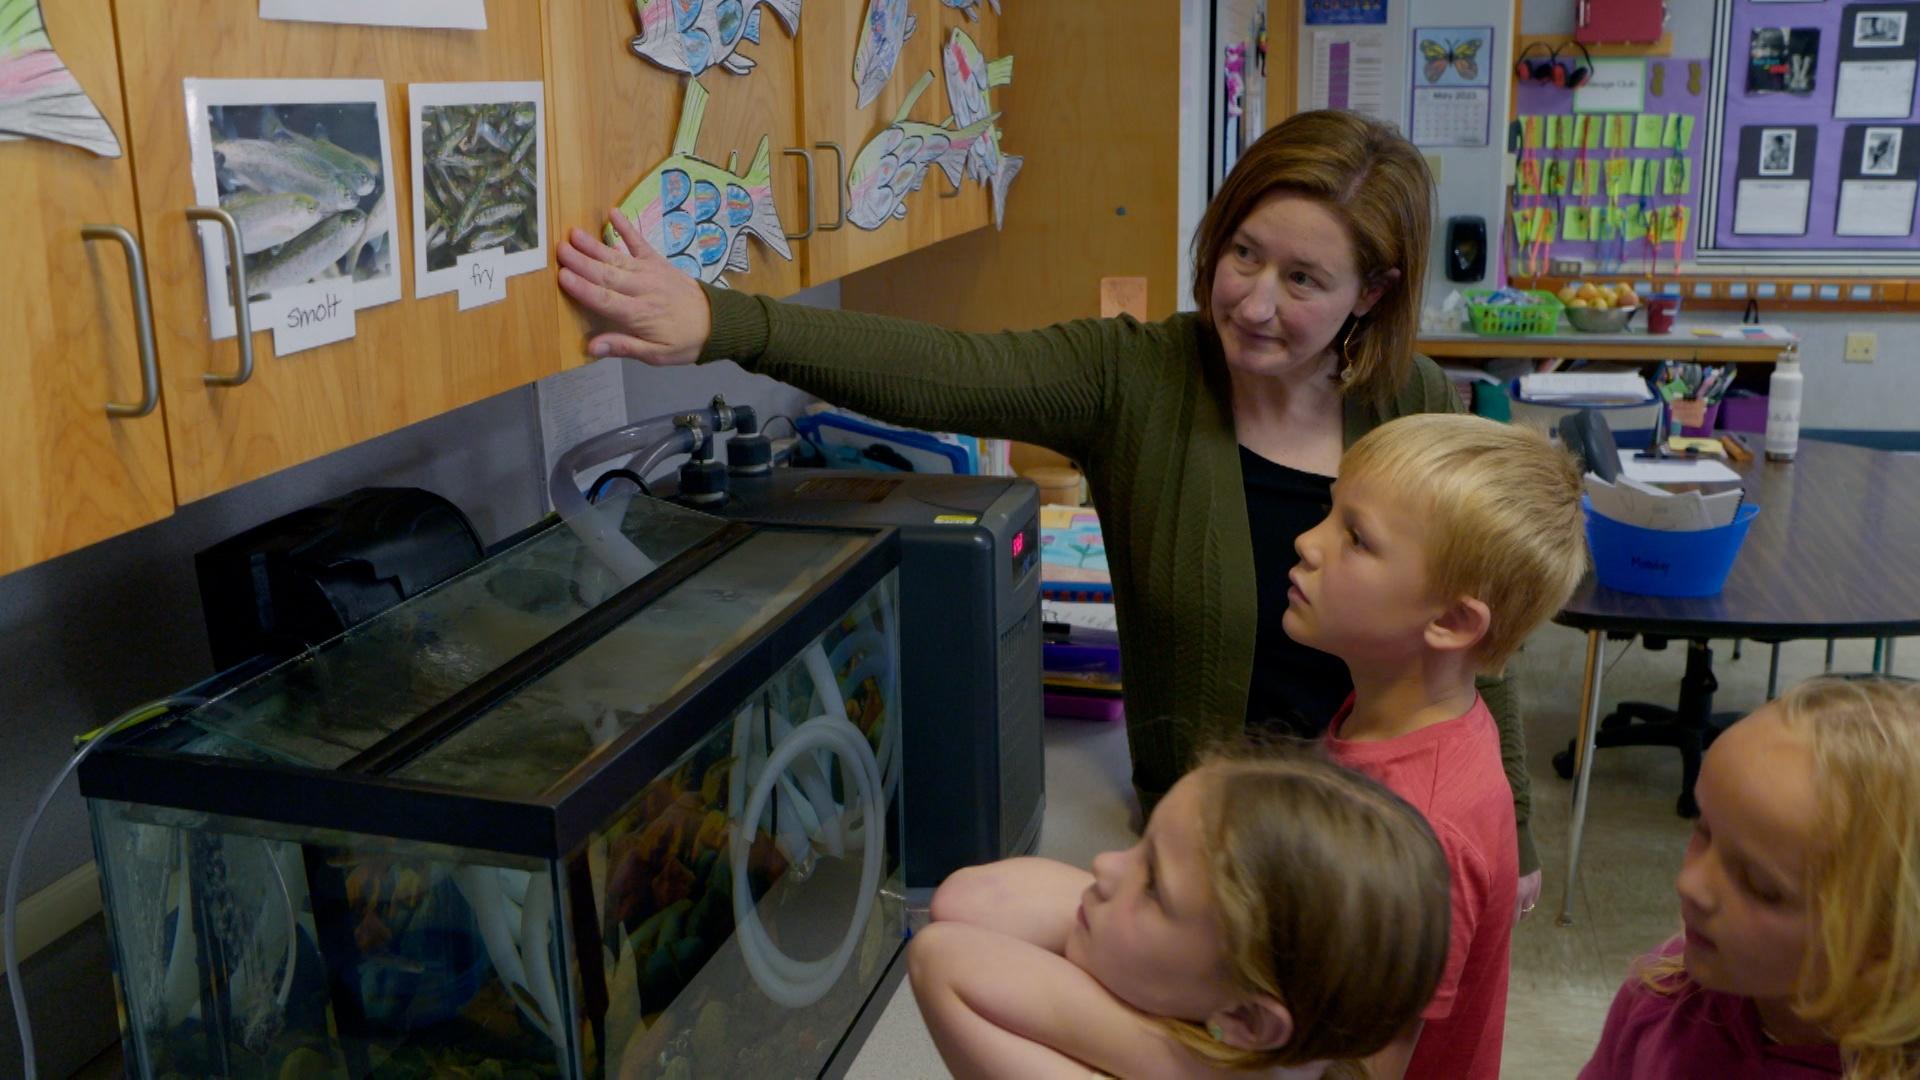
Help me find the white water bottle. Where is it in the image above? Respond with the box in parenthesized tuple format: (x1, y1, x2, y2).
(1765, 352, 1803, 461)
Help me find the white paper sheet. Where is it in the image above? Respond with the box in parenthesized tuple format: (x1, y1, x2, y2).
(1309, 30, 1389, 120)
(1616, 451, 1743, 486)
(1836, 179, 1919, 236)
(1732, 179, 1811, 235)
(1042, 601, 1117, 633)
(260, 0, 484, 29)
(1573, 58, 1648, 114)
(1834, 59, 1918, 118)
(1520, 373, 1654, 403)
(262, 279, 356, 357)
(537, 358, 629, 511)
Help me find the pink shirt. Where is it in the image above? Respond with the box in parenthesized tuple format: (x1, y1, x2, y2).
(1581, 939, 1842, 1079)
(1325, 694, 1516, 1080)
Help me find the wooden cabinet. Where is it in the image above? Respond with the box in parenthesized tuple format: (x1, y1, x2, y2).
(547, 0, 1001, 348)
(109, 1, 561, 503)
(1, 0, 173, 577)
(6, 0, 1011, 575)
(842, 1, 1184, 330)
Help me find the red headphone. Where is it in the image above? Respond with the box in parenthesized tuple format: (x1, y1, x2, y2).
(1515, 40, 1594, 88)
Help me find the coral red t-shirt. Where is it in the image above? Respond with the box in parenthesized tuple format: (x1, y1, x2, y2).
(1580, 938, 1842, 1078)
(1325, 694, 1516, 1080)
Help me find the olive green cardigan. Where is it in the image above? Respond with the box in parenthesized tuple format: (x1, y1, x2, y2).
(699, 284, 1539, 874)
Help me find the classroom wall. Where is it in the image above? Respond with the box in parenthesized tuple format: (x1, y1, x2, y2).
(1295, 0, 1517, 303)
(1524, 0, 1920, 433)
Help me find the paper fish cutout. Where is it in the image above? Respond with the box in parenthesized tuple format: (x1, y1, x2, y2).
(943, 28, 1020, 229)
(939, 0, 1001, 21)
(611, 80, 791, 287)
(630, 0, 803, 78)
(847, 71, 997, 231)
(853, 0, 915, 109)
(0, 0, 120, 156)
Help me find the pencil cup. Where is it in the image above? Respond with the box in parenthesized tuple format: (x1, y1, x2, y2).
(1584, 497, 1760, 597)
(1667, 399, 1722, 437)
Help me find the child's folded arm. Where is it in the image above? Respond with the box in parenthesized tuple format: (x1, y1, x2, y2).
(908, 921, 1217, 1080)
(928, 856, 1094, 954)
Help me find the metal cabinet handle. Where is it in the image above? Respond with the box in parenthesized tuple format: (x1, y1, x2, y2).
(80, 224, 159, 418)
(186, 206, 254, 388)
(814, 141, 846, 231)
(781, 148, 817, 241)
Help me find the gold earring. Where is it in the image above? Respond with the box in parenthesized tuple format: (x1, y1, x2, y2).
(1338, 319, 1362, 383)
(1207, 1021, 1225, 1042)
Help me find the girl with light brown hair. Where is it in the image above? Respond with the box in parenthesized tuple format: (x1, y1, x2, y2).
(907, 746, 1451, 1079)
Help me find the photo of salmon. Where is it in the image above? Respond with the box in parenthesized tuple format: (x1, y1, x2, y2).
(409, 81, 549, 302)
(184, 78, 403, 338)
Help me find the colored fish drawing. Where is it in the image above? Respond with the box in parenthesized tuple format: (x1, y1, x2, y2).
(846, 71, 997, 231)
(852, 0, 915, 109)
(0, 0, 120, 156)
(610, 80, 792, 287)
(630, 0, 804, 78)
(938, 0, 1001, 21)
(942, 28, 1021, 230)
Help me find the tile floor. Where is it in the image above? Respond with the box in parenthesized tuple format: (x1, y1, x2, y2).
(845, 627, 1911, 1080)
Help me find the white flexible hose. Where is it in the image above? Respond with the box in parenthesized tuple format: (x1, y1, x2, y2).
(729, 716, 883, 1009)
(549, 419, 694, 587)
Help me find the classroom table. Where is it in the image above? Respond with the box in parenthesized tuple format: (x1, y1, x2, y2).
(1553, 440, 1920, 925)
(1418, 322, 1797, 364)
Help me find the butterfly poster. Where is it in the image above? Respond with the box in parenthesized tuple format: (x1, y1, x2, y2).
(1414, 27, 1491, 88)
(1410, 26, 1492, 148)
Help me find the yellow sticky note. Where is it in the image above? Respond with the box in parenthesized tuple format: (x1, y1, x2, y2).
(1634, 113, 1665, 149)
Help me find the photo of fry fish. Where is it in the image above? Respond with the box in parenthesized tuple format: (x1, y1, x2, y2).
(420, 100, 541, 273)
(209, 102, 392, 301)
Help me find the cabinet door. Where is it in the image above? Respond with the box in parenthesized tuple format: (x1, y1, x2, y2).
(923, 1, 997, 240)
(1, 0, 173, 575)
(800, 0, 974, 284)
(546, 0, 806, 369)
(111, 2, 560, 503)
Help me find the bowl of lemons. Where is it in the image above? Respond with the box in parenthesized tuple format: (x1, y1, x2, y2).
(1558, 281, 1641, 332)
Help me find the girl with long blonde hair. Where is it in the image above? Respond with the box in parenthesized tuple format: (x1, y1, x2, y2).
(1583, 676, 1920, 1079)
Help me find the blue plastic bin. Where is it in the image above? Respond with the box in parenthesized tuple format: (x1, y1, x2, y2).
(1584, 496, 1759, 598)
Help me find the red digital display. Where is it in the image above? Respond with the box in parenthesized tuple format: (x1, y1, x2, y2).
(1011, 532, 1026, 558)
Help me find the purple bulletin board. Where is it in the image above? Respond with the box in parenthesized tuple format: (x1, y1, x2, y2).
(1703, 0, 1920, 258)
(1514, 58, 1711, 269)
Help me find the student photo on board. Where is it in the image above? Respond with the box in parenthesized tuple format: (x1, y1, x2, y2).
(1855, 11, 1907, 47)
(1863, 127, 1902, 175)
(1760, 128, 1797, 175)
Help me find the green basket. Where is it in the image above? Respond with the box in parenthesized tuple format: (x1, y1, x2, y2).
(1463, 289, 1565, 336)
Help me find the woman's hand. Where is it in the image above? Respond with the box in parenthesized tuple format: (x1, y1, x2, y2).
(556, 209, 711, 366)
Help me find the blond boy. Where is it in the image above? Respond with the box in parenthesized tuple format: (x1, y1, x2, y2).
(1283, 413, 1587, 1080)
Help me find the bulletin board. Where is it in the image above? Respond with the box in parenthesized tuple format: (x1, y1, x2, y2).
(1697, 0, 1920, 268)
(1511, 56, 1708, 278)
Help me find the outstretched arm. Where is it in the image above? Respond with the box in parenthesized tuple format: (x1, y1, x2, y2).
(559, 209, 1159, 462)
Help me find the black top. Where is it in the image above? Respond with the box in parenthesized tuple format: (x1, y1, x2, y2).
(1240, 447, 1353, 738)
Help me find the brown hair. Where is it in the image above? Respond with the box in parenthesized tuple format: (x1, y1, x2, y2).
(1641, 677, 1920, 1080)
(1190, 109, 1434, 404)
(1162, 745, 1451, 1075)
(1340, 414, 1588, 670)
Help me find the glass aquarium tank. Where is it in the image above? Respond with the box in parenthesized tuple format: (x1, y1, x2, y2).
(78, 496, 905, 1079)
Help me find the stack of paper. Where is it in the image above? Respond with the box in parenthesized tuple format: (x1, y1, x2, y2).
(1586, 473, 1745, 531)
(1519, 373, 1654, 404)
(1688, 323, 1795, 341)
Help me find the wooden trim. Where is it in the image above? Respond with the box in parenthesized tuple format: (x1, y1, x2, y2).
(12, 862, 101, 964)
(1418, 338, 1793, 363)
(1267, 0, 1301, 123)
(1510, 275, 1920, 312)
(1515, 32, 1674, 58)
